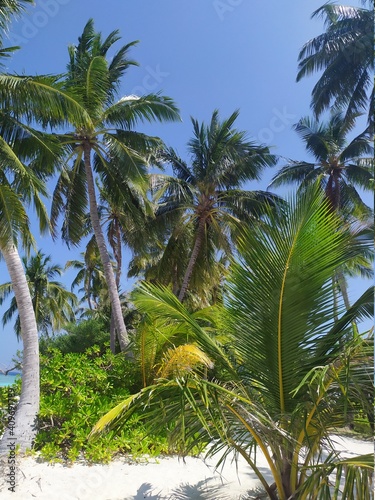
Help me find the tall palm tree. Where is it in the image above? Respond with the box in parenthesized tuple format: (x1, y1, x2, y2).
(92, 186, 374, 499)
(0, 117, 61, 453)
(269, 112, 373, 215)
(0, 251, 77, 338)
(297, 1, 373, 125)
(0, 0, 75, 454)
(270, 112, 373, 338)
(50, 19, 180, 351)
(97, 180, 152, 351)
(148, 109, 279, 302)
(0, 9, 120, 455)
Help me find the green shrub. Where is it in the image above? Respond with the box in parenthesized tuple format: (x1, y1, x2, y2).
(35, 347, 168, 462)
(39, 319, 113, 355)
(0, 379, 21, 437)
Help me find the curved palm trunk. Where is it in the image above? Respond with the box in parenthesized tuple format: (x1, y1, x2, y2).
(82, 142, 129, 351)
(0, 244, 40, 454)
(178, 217, 206, 302)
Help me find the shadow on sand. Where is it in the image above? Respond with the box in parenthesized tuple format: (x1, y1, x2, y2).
(125, 465, 274, 499)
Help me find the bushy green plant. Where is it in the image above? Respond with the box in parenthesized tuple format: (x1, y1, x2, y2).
(35, 347, 168, 462)
(39, 319, 112, 355)
(0, 379, 21, 437)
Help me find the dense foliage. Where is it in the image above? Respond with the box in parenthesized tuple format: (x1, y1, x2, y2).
(0, 2, 373, 498)
(93, 188, 374, 498)
(39, 319, 114, 355)
(1, 346, 170, 463)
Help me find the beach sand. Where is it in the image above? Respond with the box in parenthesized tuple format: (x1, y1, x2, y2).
(0, 435, 372, 499)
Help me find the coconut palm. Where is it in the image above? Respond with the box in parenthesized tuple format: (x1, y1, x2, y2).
(269, 112, 373, 214)
(66, 239, 106, 313)
(0, 250, 77, 338)
(50, 19, 179, 351)
(0, 0, 33, 61)
(97, 181, 153, 350)
(0, 8, 110, 456)
(148, 109, 279, 302)
(0, 116, 62, 453)
(270, 112, 373, 338)
(92, 185, 374, 499)
(297, 1, 373, 125)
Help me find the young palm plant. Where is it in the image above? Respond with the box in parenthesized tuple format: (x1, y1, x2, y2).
(50, 19, 180, 351)
(146, 109, 279, 302)
(91, 185, 373, 499)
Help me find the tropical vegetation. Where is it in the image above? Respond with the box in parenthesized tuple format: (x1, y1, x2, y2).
(0, 2, 373, 499)
(297, 0, 373, 126)
(92, 186, 374, 498)
(133, 109, 280, 304)
(0, 251, 77, 338)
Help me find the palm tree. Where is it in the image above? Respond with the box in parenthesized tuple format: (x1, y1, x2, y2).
(50, 19, 180, 351)
(297, 1, 373, 125)
(0, 9, 113, 455)
(92, 185, 374, 499)
(0, 251, 77, 338)
(0, 116, 61, 453)
(66, 239, 106, 313)
(0, 0, 67, 454)
(0, 0, 33, 61)
(97, 182, 152, 351)
(269, 112, 373, 338)
(269, 112, 373, 215)
(148, 109, 279, 302)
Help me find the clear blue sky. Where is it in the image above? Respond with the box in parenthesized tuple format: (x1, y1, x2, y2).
(0, 0, 371, 367)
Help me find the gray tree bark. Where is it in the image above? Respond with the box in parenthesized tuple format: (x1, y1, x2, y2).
(0, 244, 40, 454)
(82, 142, 129, 351)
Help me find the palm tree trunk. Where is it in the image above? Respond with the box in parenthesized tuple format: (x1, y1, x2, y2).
(178, 217, 206, 302)
(110, 313, 116, 353)
(336, 269, 359, 339)
(110, 218, 123, 353)
(82, 141, 129, 351)
(326, 170, 341, 211)
(0, 244, 40, 454)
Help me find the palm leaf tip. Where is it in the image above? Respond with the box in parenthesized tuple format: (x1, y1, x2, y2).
(89, 393, 137, 438)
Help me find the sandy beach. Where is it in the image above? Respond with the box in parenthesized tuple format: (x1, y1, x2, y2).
(0, 435, 372, 499)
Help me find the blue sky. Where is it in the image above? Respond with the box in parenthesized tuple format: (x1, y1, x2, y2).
(0, 0, 372, 367)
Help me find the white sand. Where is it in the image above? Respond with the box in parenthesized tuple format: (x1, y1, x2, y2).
(0, 436, 372, 500)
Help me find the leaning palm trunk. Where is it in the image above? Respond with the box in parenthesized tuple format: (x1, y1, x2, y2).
(83, 143, 129, 351)
(178, 216, 206, 302)
(0, 244, 40, 454)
